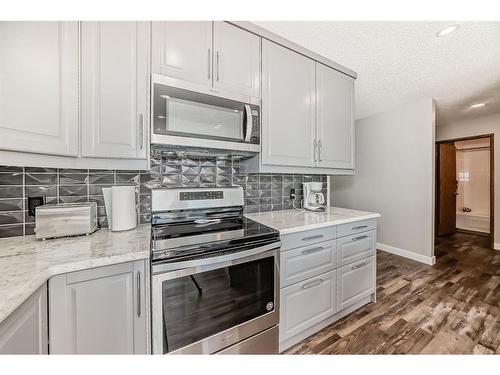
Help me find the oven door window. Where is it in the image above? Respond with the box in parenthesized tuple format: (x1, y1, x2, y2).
(161, 256, 275, 353)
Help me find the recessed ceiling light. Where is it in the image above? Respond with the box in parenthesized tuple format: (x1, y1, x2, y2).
(471, 103, 486, 108)
(436, 24, 459, 37)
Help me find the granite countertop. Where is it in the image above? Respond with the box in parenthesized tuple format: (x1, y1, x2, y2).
(0, 225, 151, 324)
(245, 207, 381, 235)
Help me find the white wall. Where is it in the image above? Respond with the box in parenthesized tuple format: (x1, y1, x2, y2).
(437, 112, 500, 247)
(331, 98, 436, 265)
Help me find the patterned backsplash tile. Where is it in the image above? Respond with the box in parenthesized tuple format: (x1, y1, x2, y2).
(0, 150, 327, 238)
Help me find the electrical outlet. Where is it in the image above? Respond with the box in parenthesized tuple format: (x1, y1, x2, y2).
(28, 196, 46, 217)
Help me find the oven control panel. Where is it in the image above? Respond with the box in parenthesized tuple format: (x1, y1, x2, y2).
(180, 191, 224, 201)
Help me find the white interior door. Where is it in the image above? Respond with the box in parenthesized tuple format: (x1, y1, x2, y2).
(152, 21, 213, 91)
(81, 21, 149, 159)
(316, 62, 355, 169)
(0, 21, 79, 156)
(261, 40, 315, 167)
(212, 22, 260, 100)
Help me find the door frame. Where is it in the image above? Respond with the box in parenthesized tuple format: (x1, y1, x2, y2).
(436, 133, 494, 249)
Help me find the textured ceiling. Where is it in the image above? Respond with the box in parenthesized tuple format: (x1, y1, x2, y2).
(255, 21, 500, 125)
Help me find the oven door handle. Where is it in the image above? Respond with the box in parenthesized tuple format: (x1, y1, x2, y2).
(152, 241, 280, 278)
(244, 104, 253, 143)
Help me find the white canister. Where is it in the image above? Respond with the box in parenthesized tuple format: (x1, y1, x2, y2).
(110, 186, 137, 231)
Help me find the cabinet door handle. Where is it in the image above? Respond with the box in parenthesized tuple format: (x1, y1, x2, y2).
(313, 140, 317, 162)
(136, 271, 141, 317)
(301, 278, 323, 289)
(138, 113, 144, 150)
(301, 246, 323, 255)
(351, 261, 368, 270)
(302, 234, 324, 241)
(216, 51, 220, 82)
(318, 139, 322, 162)
(352, 225, 368, 230)
(207, 48, 211, 80)
(352, 235, 368, 241)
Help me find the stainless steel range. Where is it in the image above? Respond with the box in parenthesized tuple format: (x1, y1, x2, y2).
(150, 187, 280, 354)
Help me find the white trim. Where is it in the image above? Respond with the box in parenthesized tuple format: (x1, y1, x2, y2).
(493, 243, 500, 251)
(377, 242, 436, 265)
(0, 150, 148, 170)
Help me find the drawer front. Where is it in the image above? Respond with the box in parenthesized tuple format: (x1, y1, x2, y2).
(280, 226, 337, 252)
(337, 256, 375, 311)
(279, 270, 337, 342)
(281, 240, 337, 287)
(338, 230, 376, 266)
(338, 219, 377, 237)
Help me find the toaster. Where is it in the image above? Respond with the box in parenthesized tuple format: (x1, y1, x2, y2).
(35, 202, 98, 240)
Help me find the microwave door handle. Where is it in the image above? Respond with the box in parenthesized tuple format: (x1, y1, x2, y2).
(244, 104, 253, 142)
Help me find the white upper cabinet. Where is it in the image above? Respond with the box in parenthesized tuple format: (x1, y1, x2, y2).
(212, 22, 260, 100)
(152, 21, 261, 102)
(152, 21, 213, 91)
(316, 63, 355, 169)
(80, 22, 150, 159)
(261, 40, 316, 168)
(0, 22, 79, 156)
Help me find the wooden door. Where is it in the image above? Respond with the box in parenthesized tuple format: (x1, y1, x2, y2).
(437, 143, 457, 236)
(316, 62, 355, 170)
(81, 21, 150, 159)
(151, 21, 213, 91)
(261, 39, 316, 168)
(0, 22, 79, 156)
(212, 22, 260, 100)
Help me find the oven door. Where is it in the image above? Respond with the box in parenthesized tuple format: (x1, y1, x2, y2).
(151, 243, 279, 354)
(151, 75, 260, 153)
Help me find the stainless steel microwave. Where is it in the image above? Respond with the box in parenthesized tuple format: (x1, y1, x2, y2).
(151, 75, 260, 153)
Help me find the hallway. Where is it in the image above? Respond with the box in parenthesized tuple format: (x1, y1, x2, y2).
(285, 233, 500, 354)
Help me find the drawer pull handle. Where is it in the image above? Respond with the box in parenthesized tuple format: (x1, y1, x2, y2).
(352, 225, 368, 230)
(301, 278, 324, 289)
(302, 234, 324, 241)
(301, 246, 324, 255)
(351, 262, 368, 270)
(352, 235, 368, 241)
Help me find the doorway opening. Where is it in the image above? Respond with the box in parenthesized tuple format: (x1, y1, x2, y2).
(436, 134, 494, 250)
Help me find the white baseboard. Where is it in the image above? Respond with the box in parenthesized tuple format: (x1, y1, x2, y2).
(493, 243, 500, 251)
(377, 242, 436, 265)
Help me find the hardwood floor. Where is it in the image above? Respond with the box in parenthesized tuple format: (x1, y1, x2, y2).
(284, 232, 500, 354)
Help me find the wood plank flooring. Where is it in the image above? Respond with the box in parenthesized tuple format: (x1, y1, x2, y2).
(284, 232, 500, 354)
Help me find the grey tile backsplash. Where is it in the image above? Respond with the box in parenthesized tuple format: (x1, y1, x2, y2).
(0, 150, 327, 238)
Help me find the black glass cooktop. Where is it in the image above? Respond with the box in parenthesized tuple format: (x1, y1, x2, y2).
(151, 216, 279, 263)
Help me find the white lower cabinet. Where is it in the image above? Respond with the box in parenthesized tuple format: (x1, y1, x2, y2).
(279, 222, 377, 352)
(49, 260, 148, 354)
(280, 270, 337, 342)
(0, 284, 48, 354)
(337, 256, 376, 311)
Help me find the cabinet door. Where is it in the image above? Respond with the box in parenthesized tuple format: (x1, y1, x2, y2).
(262, 40, 316, 167)
(49, 260, 148, 354)
(81, 21, 149, 159)
(337, 256, 375, 311)
(0, 284, 48, 354)
(316, 63, 355, 169)
(212, 22, 260, 100)
(279, 270, 337, 342)
(0, 22, 78, 156)
(152, 21, 213, 90)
